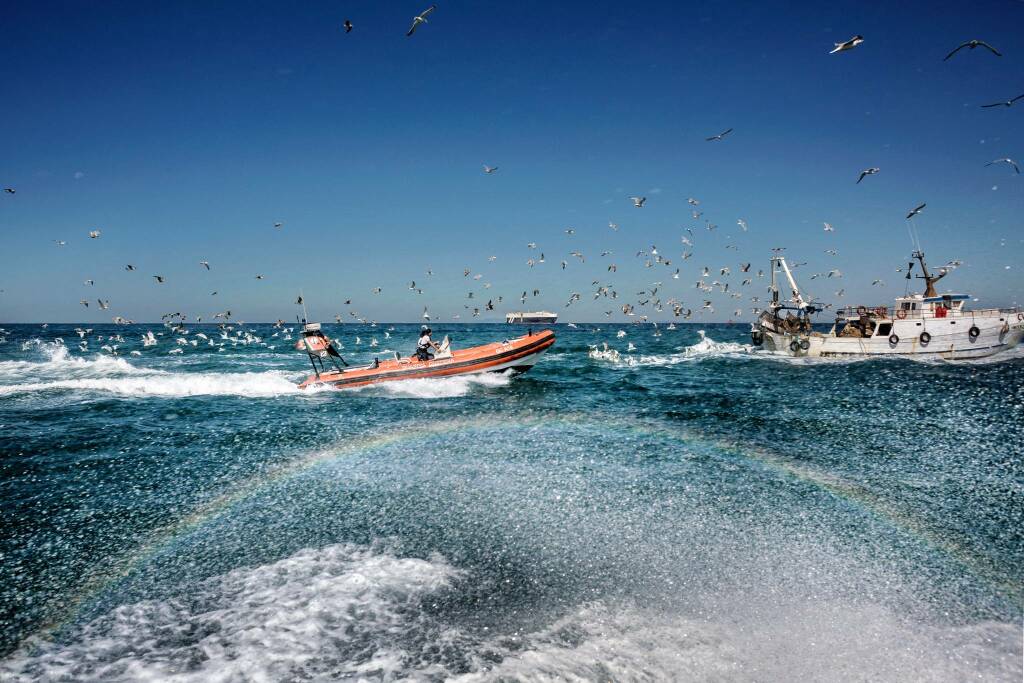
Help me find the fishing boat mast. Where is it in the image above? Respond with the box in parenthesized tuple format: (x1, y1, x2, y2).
(911, 250, 947, 297)
(769, 255, 809, 312)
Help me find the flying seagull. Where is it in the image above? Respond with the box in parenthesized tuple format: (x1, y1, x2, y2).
(629, 196, 646, 208)
(153, 275, 165, 283)
(823, 222, 835, 232)
(483, 165, 498, 174)
(199, 260, 210, 270)
(88, 230, 101, 239)
(406, 5, 436, 36)
(3, 188, 14, 194)
(981, 94, 1024, 108)
(830, 35, 864, 54)
(125, 264, 136, 271)
(856, 167, 880, 184)
(705, 128, 733, 141)
(985, 158, 1020, 174)
(944, 40, 1001, 61)
(906, 203, 926, 219)
(343, 19, 353, 33)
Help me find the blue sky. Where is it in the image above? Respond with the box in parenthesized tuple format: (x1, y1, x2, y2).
(0, 0, 1021, 323)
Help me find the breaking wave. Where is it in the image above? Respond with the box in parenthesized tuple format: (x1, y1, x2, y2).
(589, 330, 754, 366)
(0, 341, 516, 399)
(0, 340, 307, 398)
(353, 370, 515, 399)
(0, 372, 308, 398)
(3, 543, 1018, 682)
(1, 543, 465, 682)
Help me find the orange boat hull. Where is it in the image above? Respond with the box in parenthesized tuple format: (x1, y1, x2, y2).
(299, 329, 555, 390)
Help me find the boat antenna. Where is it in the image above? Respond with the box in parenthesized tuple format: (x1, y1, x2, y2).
(300, 288, 310, 324)
(906, 216, 923, 253)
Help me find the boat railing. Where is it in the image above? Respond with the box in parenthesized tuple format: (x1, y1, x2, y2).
(835, 305, 1020, 321)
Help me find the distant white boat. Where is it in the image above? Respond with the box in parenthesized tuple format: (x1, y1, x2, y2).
(506, 311, 558, 324)
(753, 251, 1023, 360)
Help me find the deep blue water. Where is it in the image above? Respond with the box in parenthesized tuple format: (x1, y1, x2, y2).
(0, 322, 1022, 681)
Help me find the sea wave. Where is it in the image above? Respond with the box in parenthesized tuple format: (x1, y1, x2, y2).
(0, 371, 309, 398)
(352, 369, 514, 399)
(0, 340, 516, 399)
(1, 543, 464, 682)
(4, 543, 1018, 682)
(0, 341, 143, 381)
(589, 330, 755, 366)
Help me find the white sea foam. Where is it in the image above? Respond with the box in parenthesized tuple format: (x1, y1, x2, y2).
(0, 371, 308, 398)
(4, 544, 1018, 682)
(0, 342, 143, 381)
(0, 340, 518, 399)
(589, 330, 754, 366)
(1, 543, 464, 682)
(455, 601, 1021, 682)
(356, 370, 514, 399)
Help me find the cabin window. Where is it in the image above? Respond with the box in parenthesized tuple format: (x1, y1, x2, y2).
(876, 323, 892, 336)
(900, 302, 911, 310)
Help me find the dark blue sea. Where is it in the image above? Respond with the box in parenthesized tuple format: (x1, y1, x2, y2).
(1, 322, 1021, 681)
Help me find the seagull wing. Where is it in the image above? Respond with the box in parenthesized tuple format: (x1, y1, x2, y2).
(976, 40, 1001, 56)
(980, 101, 1004, 108)
(1012, 94, 1024, 104)
(944, 42, 970, 61)
(406, 20, 419, 36)
(856, 171, 867, 184)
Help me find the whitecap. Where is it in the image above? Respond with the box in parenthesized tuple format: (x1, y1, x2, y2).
(1, 543, 463, 682)
(353, 370, 514, 399)
(0, 370, 308, 398)
(589, 330, 755, 366)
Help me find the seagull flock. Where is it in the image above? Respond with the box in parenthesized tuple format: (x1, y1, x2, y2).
(1, 15, 1018, 356)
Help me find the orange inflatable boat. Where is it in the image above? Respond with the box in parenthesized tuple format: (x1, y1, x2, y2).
(296, 324, 555, 390)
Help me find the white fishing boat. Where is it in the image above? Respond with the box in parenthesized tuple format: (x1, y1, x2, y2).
(752, 250, 1023, 359)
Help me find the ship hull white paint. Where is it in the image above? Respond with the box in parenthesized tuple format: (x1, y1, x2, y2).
(761, 314, 1024, 360)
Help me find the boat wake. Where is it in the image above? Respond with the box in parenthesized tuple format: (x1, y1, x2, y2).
(351, 370, 514, 399)
(589, 330, 755, 366)
(0, 341, 307, 398)
(3, 542, 1018, 682)
(0, 341, 517, 399)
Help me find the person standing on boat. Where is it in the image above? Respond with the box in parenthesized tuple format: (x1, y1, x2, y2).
(416, 325, 440, 361)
